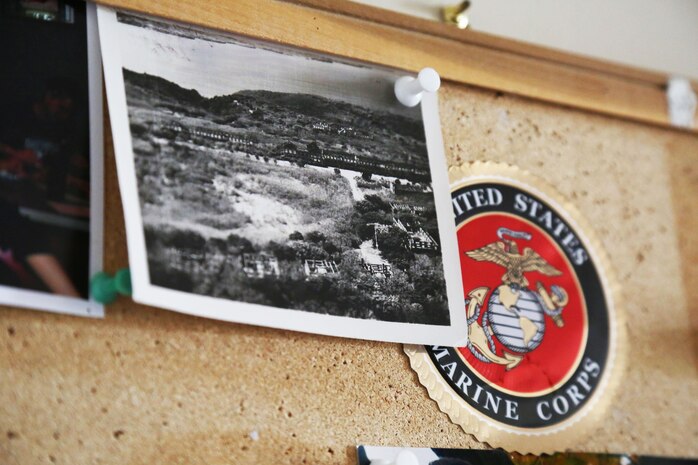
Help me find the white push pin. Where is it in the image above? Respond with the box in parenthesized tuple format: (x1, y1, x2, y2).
(667, 76, 697, 128)
(394, 68, 441, 107)
(369, 450, 420, 465)
(394, 450, 420, 465)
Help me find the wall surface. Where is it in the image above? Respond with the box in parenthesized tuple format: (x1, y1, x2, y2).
(1, 80, 697, 464)
(356, 0, 698, 80)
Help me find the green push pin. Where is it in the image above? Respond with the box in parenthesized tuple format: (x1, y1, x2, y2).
(90, 268, 132, 304)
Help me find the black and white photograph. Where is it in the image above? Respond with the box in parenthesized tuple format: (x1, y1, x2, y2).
(98, 7, 464, 344)
(0, 0, 103, 317)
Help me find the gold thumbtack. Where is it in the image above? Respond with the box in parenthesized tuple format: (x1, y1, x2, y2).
(442, 1, 471, 29)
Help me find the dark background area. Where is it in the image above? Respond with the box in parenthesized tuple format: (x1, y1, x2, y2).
(0, 1, 90, 297)
(0, 2, 88, 133)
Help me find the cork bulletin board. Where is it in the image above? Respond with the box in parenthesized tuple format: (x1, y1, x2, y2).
(1, 1, 697, 464)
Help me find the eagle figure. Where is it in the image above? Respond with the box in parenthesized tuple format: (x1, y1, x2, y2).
(465, 233, 561, 289)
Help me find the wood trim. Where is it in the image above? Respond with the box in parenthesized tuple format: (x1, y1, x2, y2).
(94, 0, 698, 134)
(288, 0, 698, 90)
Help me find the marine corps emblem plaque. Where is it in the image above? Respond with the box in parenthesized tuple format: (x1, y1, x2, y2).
(406, 162, 624, 453)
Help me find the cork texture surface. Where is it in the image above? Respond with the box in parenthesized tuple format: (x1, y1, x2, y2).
(1, 84, 697, 464)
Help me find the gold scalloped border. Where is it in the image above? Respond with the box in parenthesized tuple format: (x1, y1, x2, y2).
(405, 161, 627, 454)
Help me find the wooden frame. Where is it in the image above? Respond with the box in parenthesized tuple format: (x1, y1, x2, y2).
(94, 0, 697, 134)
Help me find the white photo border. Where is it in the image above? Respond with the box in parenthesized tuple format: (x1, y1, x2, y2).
(0, 3, 104, 318)
(97, 6, 466, 345)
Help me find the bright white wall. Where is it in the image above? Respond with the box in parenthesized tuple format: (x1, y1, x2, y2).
(354, 0, 698, 79)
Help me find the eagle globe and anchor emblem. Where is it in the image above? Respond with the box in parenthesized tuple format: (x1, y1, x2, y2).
(464, 227, 570, 370)
(406, 165, 622, 453)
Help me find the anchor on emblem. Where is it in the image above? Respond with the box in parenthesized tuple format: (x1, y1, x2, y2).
(464, 228, 570, 370)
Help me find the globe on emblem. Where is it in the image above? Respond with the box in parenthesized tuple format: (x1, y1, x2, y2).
(487, 286, 546, 353)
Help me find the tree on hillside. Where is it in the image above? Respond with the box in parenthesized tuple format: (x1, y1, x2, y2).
(306, 231, 326, 243)
(289, 231, 304, 241)
(355, 194, 391, 215)
(307, 141, 321, 156)
(377, 227, 413, 270)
